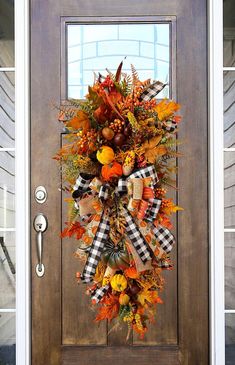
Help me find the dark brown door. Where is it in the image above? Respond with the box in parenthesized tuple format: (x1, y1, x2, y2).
(31, 1, 208, 364)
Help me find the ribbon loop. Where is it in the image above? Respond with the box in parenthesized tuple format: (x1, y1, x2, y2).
(145, 198, 162, 222)
(99, 184, 110, 201)
(129, 165, 159, 187)
(140, 81, 167, 101)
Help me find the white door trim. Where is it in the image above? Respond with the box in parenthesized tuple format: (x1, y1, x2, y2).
(15, 0, 30, 364)
(14, 0, 225, 364)
(209, 0, 225, 364)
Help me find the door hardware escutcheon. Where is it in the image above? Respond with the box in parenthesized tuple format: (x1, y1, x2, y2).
(35, 186, 47, 204)
(33, 213, 48, 277)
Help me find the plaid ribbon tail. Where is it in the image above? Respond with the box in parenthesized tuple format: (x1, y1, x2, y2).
(152, 224, 175, 253)
(140, 81, 167, 101)
(123, 209, 152, 263)
(91, 285, 110, 303)
(81, 211, 110, 283)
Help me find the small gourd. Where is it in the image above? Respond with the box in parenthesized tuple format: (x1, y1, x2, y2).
(119, 293, 130, 305)
(111, 274, 128, 292)
(96, 146, 115, 165)
(123, 151, 135, 176)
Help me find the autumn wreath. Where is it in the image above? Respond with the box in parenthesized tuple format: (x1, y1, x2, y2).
(54, 62, 182, 339)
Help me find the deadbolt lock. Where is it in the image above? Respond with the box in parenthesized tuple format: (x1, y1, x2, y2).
(35, 186, 47, 204)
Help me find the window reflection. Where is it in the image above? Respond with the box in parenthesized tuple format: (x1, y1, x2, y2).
(67, 23, 170, 99)
(0, 72, 15, 148)
(0, 0, 14, 67)
(0, 152, 15, 229)
(226, 314, 235, 365)
(0, 312, 15, 365)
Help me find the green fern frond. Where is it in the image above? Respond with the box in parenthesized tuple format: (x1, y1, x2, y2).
(131, 64, 139, 85)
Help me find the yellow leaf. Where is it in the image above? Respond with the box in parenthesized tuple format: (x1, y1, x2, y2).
(142, 135, 162, 150)
(155, 99, 180, 121)
(137, 289, 155, 306)
(67, 110, 90, 132)
(142, 136, 167, 163)
(164, 204, 184, 215)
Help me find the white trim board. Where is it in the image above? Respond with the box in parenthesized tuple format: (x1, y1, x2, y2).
(15, 0, 30, 364)
(209, 0, 225, 364)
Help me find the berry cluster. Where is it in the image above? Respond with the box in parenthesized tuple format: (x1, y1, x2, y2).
(77, 130, 97, 153)
(109, 119, 125, 133)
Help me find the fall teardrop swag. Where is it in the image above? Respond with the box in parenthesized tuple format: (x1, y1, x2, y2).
(54, 62, 183, 339)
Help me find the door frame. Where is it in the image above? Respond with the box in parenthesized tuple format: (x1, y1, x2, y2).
(15, 0, 224, 364)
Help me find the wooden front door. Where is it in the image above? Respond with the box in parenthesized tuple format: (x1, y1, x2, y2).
(30, 1, 208, 364)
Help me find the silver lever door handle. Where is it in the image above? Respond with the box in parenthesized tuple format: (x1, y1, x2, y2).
(33, 213, 48, 277)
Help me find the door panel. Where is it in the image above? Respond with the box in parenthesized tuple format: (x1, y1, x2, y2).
(31, 1, 208, 364)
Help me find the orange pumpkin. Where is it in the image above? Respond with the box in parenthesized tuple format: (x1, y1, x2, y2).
(101, 162, 123, 181)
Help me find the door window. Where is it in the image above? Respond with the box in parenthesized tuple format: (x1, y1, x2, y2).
(66, 23, 171, 99)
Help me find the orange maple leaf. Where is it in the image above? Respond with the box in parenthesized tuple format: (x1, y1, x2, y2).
(61, 221, 85, 240)
(155, 99, 180, 121)
(95, 294, 119, 322)
(67, 110, 90, 132)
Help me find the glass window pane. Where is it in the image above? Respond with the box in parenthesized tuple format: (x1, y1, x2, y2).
(225, 233, 235, 309)
(223, 0, 235, 67)
(0, 312, 15, 365)
(0, 152, 15, 229)
(0, 232, 15, 309)
(225, 314, 235, 365)
(67, 23, 170, 99)
(0, 0, 14, 67)
(224, 71, 235, 148)
(224, 152, 235, 229)
(0, 72, 15, 148)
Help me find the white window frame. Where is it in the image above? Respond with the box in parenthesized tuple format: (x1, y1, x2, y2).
(14, 0, 225, 364)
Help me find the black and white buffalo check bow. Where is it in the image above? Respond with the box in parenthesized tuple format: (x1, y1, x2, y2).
(73, 174, 91, 194)
(129, 165, 159, 187)
(116, 165, 159, 194)
(73, 164, 175, 290)
(152, 224, 175, 253)
(140, 81, 167, 101)
(81, 211, 110, 283)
